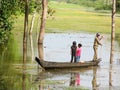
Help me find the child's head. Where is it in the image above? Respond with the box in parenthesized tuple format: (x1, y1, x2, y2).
(78, 43, 82, 47)
(72, 41, 76, 46)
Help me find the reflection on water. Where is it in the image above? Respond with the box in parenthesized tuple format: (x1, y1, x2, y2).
(109, 64, 113, 90)
(92, 67, 98, 90)
(0, 33, 120, 90)
(69, 73, 76, 86)
(22, 64, 26, 90)
(34, 67, 99, 90)
(69, 72, 80, 86)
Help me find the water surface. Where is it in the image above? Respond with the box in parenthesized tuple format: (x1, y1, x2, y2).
(0, 32, 120, 90)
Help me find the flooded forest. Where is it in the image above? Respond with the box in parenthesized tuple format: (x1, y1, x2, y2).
(0, 0, 120, 90)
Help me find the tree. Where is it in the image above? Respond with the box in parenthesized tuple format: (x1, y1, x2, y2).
(29, 0, 42, 34)
(38, 0, 47, 59)
(0, 0, 38, 44)
(23, 0, 29, 62)
(29, 12, 36, 35)
(0, 0, 20, 44)
(110, 0, 116, 64)
(38, 0, 48, 44)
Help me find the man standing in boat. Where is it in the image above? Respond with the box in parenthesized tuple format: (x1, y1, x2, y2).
(70, 41, 77, 63)
(93, 33, 103, 61)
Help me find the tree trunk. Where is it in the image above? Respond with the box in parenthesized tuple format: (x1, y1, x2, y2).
(38, 0, 48, 44)
(109, 65, 112, 86)
(38, 44, 44, 60)
(29, 11, 36, 35)
(23, 0, 29, 63)
(110, 0, 116, 64)
(29, 35, 34, 62)
(36, 15, 40, 37)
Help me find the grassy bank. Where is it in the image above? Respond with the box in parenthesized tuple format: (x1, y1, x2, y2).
(13, 1, 120, 34)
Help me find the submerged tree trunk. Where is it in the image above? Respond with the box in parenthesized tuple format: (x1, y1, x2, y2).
(38, 44, 44, 60)
(109, 65, 113, 86)
(110, 0, 116, 64)
(38, 0, 48, 44)
(23, 0, 29, 63)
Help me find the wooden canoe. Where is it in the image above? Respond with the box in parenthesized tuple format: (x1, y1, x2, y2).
(35, 57, 101, 70)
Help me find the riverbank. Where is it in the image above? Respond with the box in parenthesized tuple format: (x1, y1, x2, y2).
(12, 1, 120, 35)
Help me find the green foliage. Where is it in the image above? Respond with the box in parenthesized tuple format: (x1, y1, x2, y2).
(116, 0, 120, 12)
(29, 0, 38, 14)
(16, 0, 39, 14)
(0, 0, 41, 44)
(51, 0, 120, 12)
(0, 0, 19, 44)
(94, 0, 111, 10)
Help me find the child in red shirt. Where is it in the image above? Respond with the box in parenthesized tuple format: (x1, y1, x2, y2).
(76, 43, 82, 62)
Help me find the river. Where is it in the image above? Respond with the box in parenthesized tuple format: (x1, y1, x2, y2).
(0, 32, 120, 90)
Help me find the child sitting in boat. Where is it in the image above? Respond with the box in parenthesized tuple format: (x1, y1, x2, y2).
(76, 43, 82, 62)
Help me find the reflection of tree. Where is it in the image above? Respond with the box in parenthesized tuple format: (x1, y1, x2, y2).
(109, 65, 112, 87)
(39, 84, 44, 90)
(92, 67, 98, 90)
(0, 36, 19, 62)
(0, 37, 22, 90)
(0, 46, 7, 65)
(22, 64, 26, 90)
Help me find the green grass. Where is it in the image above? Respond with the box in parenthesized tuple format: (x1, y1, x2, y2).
(13, 1, 120, 34)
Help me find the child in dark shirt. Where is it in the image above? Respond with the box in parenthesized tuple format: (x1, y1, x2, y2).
(70, 41, 77, 63)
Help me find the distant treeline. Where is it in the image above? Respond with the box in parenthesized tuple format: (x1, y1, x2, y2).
(50, 0, 120, 12)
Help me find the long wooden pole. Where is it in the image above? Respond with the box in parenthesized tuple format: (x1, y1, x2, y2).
(110, 0, 116, 64)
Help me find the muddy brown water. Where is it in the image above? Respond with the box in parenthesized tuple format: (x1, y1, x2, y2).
(0, 32, 120, 90)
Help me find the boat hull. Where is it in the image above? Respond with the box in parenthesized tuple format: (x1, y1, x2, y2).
(35, 57, 101, 70)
